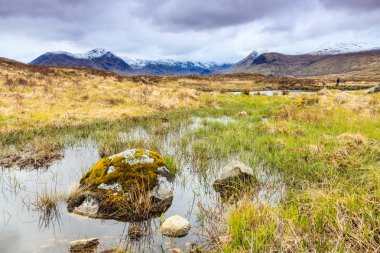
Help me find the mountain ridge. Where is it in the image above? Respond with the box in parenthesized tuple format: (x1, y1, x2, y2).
(30, 49, 232, 76)
(29, 42, 380, 79)
(228, 48, 380, 80)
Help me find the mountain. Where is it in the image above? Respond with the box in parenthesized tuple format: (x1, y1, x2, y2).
(124, 58, 231, 75)
(229, 46, 380, 80)
(30, 49, 232, 76)
(308, 42, 380, 56)
(29, 49, 133, 74)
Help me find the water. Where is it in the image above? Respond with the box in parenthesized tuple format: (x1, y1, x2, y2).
(0, 117, 283, 253)
(230, 90, 313, 96)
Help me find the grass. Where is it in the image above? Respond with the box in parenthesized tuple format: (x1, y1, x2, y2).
(33, 189, 62, 230)
(210, 91, 380, 252)
(0, 136, 63, 168)
(163, 156, 178, 176)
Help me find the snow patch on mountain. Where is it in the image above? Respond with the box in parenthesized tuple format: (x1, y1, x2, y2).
(81, 48, 109, 59)
(45, 48, 231, 70)
(124, 57, 228, 70)
(47, 48, 111, 59)
(308, 42, 380, 55)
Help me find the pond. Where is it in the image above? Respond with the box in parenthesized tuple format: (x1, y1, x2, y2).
(230, 90, 313, 96)
(0, 117, 283, 253)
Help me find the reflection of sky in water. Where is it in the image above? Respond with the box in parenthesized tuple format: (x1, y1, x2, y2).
(230, 90, 313, 96)
(0, 117, 284, 253)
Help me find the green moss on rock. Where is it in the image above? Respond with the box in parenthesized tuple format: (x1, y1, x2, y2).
(67, 149, 173, 221)
(80, 149, 165, 192)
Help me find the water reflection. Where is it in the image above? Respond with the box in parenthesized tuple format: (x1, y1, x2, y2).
(0, 116, 284, 252)
(230, 90, 313, 96)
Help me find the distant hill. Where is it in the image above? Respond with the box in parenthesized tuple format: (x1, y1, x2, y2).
(30, 49, 231, 76)
(29, 49, 133, 75)
(228, 46, 380, 80)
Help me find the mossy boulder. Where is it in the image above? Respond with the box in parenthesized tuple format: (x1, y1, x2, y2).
(67, 149, 174, 221)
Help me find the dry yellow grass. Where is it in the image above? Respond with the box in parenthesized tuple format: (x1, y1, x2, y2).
(0, 58, 377, 135)
(0, 62, 204, 134)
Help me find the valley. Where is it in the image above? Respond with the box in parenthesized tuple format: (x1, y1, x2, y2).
(2, 1, 380, 252)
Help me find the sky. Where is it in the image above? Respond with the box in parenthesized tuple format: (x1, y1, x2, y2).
(0, 0, 379, 63)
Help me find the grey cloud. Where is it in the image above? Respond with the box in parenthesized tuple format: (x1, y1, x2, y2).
(130, 0, 309, 30)
(0, 0, 89, 19)
(0, 0, 379, 63)
(320, 0, 380, 11)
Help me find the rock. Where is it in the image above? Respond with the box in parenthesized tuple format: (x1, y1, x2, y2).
(213, 161, 258, 197)
(159, 215, 191, 237)
(72, 195, 99, 215)
(67, 149, 174, 221)
(365, 84, 380, 94)
(214, 161, 255, 185)
(151, 167, 175, 208)
(69, 238, 99, 253)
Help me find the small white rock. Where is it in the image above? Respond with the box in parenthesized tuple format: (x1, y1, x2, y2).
(159, 215, 191, 237)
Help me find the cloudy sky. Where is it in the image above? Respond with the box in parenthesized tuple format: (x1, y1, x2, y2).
(0, 0, 379, 63)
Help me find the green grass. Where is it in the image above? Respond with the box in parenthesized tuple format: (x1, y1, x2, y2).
(208, 92, 380, 252)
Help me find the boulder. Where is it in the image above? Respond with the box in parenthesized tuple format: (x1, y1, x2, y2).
(213, 161, 257, 195)
(365, 84, 380, 94)
(69, 238, 99, 253)
(67, 149, 174, 221)
(214, 161, 254, 185)
(159, 215, 191, 237)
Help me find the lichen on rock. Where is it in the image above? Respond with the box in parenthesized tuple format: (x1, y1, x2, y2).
(67, 149, 174, 221)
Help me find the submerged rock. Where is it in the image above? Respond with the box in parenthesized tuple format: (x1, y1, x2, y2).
(159, 215, 191, 237)
(67, 149, 174, 221)
(69, 238, 99, 253)
(365, 84, 380, 94)
(213, 161, 257, 195)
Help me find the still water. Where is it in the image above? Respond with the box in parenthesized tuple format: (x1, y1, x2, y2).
(0, 117, 283, 253)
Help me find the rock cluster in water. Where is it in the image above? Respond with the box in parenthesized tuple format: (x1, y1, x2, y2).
(67, 149, 174, 221)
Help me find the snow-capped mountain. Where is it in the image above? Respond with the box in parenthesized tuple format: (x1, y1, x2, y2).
(308, 42, 380, 55)
(47, 48, 114, 59)
(229, 44, 380, 77)
(246, 50, 268, 60)
(30, 49, 132, 73)
(30, 49, 232, 76)
(124, 57, 229, 70)
(123, 57, 231, 75)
